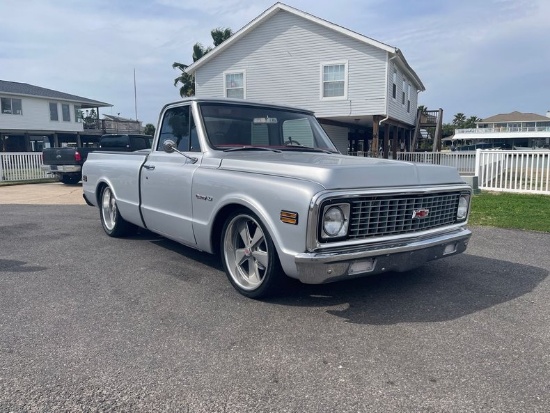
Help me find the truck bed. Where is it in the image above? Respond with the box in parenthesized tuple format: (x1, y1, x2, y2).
(82, 151, 149, 226)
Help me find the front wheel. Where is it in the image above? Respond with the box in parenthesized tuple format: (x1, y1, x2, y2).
(100, 186, 135, 237)
(221, 210, 284, 298)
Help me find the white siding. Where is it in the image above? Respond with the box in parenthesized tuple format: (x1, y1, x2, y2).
(321, 124, 349, 154)
(195, 10, 387, 118)
(0, 96, 84, 132)
(386, 61, 418, 125)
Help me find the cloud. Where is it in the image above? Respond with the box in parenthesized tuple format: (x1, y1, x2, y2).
(0, 0, 548, 124)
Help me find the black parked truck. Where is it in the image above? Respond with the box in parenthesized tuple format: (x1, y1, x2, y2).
(41, 134, 153, 184)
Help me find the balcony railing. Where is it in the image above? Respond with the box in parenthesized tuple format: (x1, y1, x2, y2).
(456, 126, 550, 134)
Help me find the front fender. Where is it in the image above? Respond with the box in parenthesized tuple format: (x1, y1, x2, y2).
(191, 169, 324, 269)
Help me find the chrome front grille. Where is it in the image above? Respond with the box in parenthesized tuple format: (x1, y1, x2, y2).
(345, 192, 461, 240)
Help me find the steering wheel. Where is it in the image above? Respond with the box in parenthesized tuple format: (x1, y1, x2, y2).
(285, 138, 302, 146)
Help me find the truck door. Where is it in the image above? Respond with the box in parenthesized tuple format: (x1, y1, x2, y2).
(140, 104, 202, 245)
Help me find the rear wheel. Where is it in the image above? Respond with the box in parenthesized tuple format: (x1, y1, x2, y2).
(100, 186, 135, 237)
(60, 174, 81, 185)
(221, 209, 284, 298)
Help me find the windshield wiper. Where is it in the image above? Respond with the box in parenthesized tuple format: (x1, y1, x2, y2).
(280, 146, 336, 154)
(223, 146, 282, 153)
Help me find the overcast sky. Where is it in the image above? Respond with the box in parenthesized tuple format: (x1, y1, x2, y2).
(1, 0, 548, 125)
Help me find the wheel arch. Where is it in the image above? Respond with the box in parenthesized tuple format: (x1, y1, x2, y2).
(209, 201, 281, 259)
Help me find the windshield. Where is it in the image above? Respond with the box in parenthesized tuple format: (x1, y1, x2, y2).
(198, 102, 338, 152)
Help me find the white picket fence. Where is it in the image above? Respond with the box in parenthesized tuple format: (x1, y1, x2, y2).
(474, 150, 550, 194)
(396, 151, 477, 176)
(0, 152, 51, 182)
(395, 150, 550, 195)
(2, 149, 549, 194)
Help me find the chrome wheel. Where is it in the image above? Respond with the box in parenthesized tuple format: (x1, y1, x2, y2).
(101, 186, 117, 231)
(223, 213, 270, 292)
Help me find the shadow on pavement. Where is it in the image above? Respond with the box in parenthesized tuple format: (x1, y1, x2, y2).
(270, 254, 548, 325)
(132, 231, 548, 325)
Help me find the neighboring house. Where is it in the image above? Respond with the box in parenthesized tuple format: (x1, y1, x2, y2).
(185, 2, 425, 156)
(102, 114, 143, 134)
(0, 80, 111, 152)
(454, 111, 550, 149)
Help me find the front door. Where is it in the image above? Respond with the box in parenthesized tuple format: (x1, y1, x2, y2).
(140, 104, 202, 245)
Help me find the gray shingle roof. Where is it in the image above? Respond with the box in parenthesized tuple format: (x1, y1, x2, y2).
(0, 80, 111, 108)
(482, 111, 550, 123)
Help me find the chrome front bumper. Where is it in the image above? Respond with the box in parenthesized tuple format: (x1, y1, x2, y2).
(294, 228, 472, 284)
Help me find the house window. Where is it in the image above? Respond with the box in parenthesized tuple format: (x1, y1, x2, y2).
(49, 102, 59, 121)
(321, 62, 347, 99)
(75, 105, 83, 123)
(392, 70, 397, 99)
(1, 97, 22, 115)
(62, 103, 71, 122)
(224, 71, 245, 99)
(402, 79, 406, 105)
(407, 83, 411, 113)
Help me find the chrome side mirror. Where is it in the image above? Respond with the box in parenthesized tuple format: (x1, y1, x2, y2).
(163, 139, 176, 153)
(161, 139, 198, 164)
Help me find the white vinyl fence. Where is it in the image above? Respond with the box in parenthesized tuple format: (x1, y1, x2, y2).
(396, 151, 477, 175)
(474, 150, 550, 194)
(0, 152, 51, 182)
(393, 150, 550, 195)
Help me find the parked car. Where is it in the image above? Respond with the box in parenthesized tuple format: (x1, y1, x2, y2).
(41, 134, 153, 184)
(82, 98, 472, 298)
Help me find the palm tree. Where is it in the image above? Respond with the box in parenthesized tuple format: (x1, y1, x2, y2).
(173, 27, 233, 97)
(464, 116, 481, 129)
(452, 113, 467, 128)
(172, 62, 195, 97)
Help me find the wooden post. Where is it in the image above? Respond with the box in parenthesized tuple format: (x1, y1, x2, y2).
(24, 133, 31, 152)
(372, 116, 380, 158)
(391, 126, 398, 159)
(383, 124, 390, 159)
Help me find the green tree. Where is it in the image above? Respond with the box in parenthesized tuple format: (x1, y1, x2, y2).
(173, 27, 233, 97)
(464, 116, 481, 129)
(143, 123, 155, 136)
(452, 113, 467, 128)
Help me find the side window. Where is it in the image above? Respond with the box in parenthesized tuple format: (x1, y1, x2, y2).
(157, 105, 195, 151)
(282, 118, 314, 147)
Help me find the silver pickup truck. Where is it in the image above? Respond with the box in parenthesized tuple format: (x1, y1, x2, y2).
(82, 98, 472, 298)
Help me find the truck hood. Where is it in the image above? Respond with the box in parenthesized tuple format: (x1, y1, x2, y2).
(216, 151, 464, 189)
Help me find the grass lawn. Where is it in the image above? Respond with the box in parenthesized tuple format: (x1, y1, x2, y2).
(469, 191, 550, 233)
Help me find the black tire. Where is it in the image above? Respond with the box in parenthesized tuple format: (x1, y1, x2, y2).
(99, 186, 135, 237)
(220, 209, 285, 298)
(60, 174, 81, 185)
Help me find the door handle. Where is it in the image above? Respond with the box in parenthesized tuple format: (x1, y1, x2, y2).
(143, 164, 155, 170)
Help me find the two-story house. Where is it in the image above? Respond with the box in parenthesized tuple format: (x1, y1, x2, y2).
(185, 2, 425, 157)
(453, 111, 550, 149)
(0, 80, 111, 152)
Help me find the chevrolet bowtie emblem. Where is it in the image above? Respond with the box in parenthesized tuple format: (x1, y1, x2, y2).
(412, 208, 429, 219)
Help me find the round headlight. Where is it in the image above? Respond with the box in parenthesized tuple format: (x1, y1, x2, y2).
(457, 195, 470, 220)
(323, 206, 344, 236)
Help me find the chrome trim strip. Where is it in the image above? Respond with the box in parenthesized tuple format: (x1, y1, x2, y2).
(294, 228, 472, 284)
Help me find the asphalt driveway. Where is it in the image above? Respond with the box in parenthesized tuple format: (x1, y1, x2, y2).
(1, 184, 549, 412)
